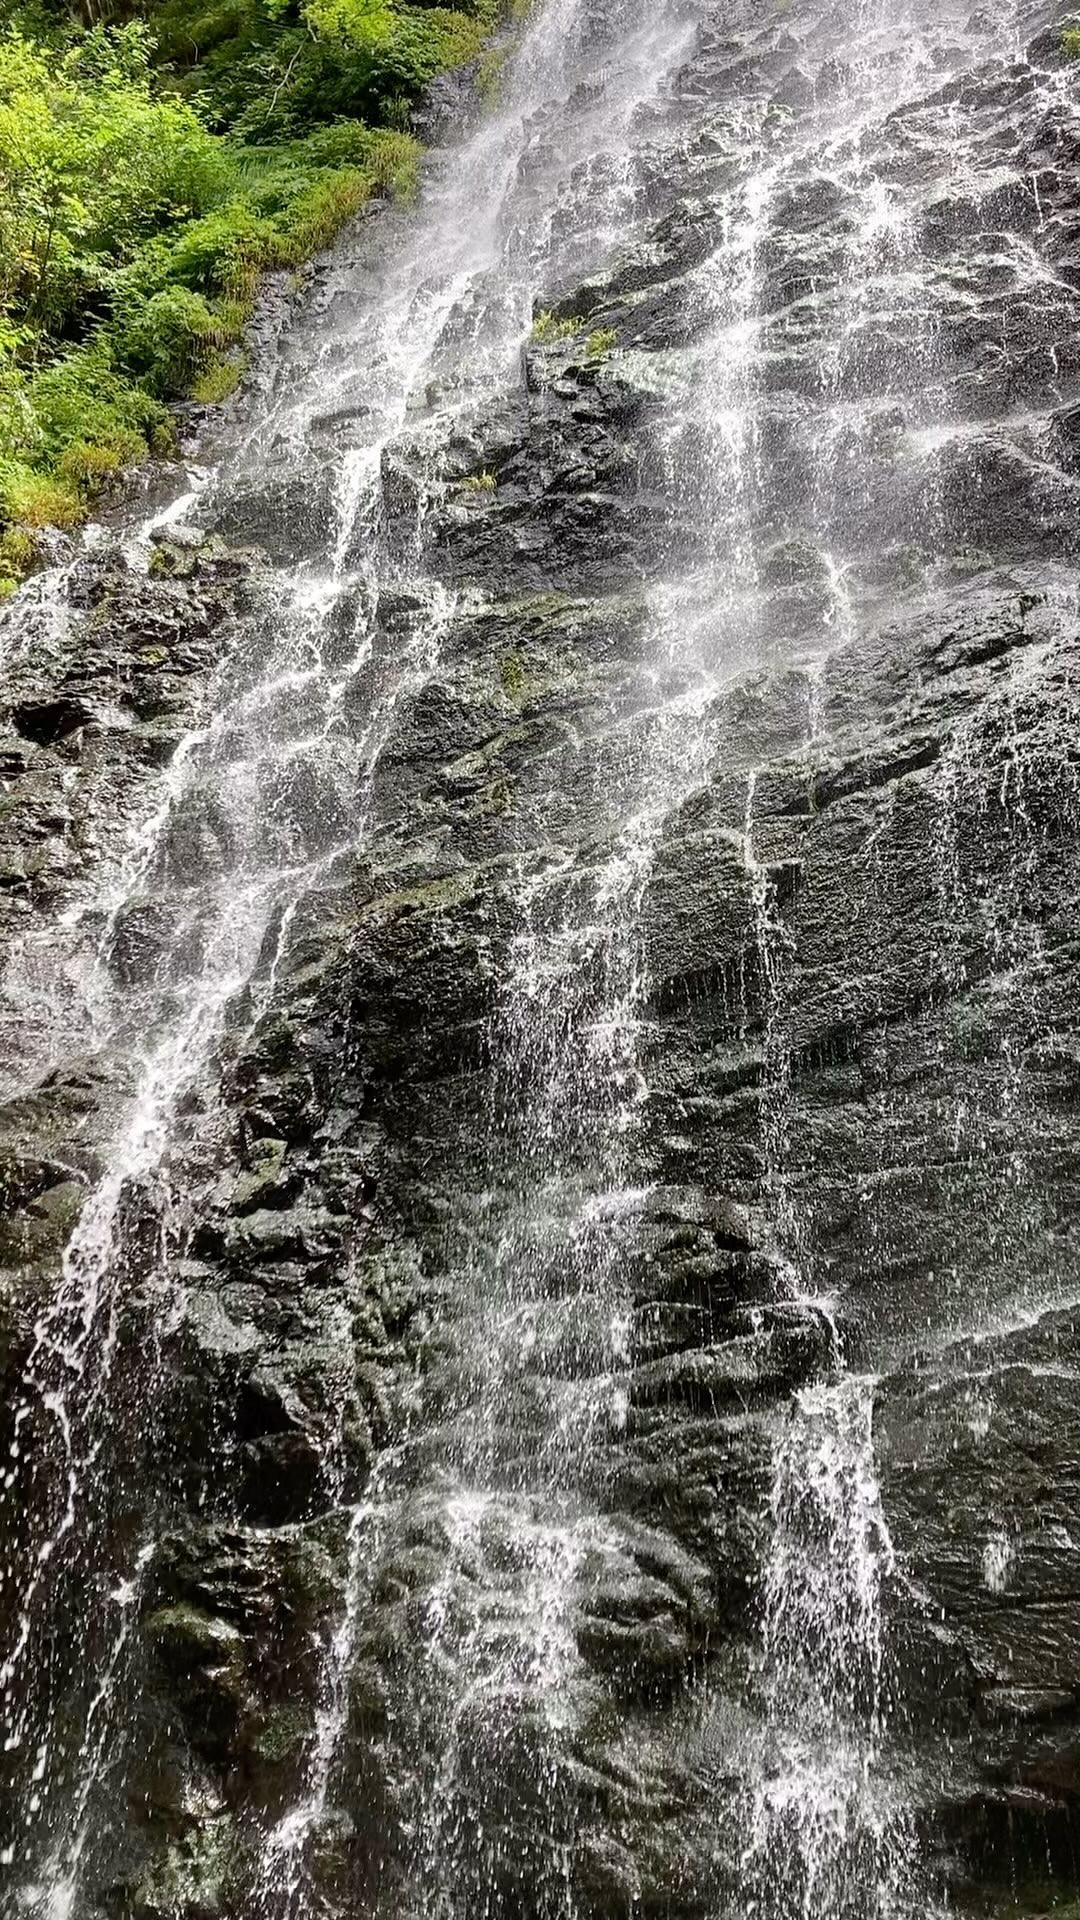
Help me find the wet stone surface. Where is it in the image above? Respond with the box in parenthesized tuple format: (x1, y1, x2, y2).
(1, 0, 1080, 1916)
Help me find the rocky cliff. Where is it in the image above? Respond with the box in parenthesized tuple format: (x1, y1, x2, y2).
(1, 2, 1078, 1918)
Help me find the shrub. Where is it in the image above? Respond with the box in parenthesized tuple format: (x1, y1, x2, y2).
(0, 30, 231, 334)
(0, 525, 38, 574)
(0, 323, 34, 460)
(113, 284, 220, 390)
(264, 168, 371, 263)
(56, 440, 126, 487)
(30, 348, 168, 461)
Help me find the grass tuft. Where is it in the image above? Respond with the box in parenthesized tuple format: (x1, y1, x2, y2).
(587, 327, 618, 359)
(190, 354, 249, 404)
(531, 309, 579, 345)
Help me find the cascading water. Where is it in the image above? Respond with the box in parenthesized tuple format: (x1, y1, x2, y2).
(743, 1377, 912, 1920)
(660, 0, 1076, 1910)
(2, 0, 1080, 1915)
(0, 0, 706, 1909)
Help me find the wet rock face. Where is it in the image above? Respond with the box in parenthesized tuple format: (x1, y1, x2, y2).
(0, 536, 261, 1355)
(3, 0, 1080, 1916)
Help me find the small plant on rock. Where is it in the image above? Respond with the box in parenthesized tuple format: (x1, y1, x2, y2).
(190, 355, 249, 405)
(531, 310, 578, 345)
(587, 327, 618, 359)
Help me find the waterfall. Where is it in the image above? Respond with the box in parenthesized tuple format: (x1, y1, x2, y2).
(3, 0, 1079, 1914)
(0, 0, 704, 1908)
(743, 1378, 915, 1920)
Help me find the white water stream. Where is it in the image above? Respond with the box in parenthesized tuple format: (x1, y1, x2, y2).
(0, 0, 704, 1909)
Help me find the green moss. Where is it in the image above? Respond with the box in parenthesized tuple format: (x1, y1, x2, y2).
(27, 1180, 86, 1236)
(499, 647, 526, 696)
(253, 1703, 310, 1764)
(282, 1531, 340, 1616)
(134, 1815, 236, 1916)
(587, 326, 618, 359)
(443, 724, 529, 781)
(145, 1601, 245, 1667)
(471, 775, 513, 817)
(356, 869, 477, 923)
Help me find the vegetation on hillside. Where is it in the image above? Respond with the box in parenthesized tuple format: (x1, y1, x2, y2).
(0, 0, 501, 587)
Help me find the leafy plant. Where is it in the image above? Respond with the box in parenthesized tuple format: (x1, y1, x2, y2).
(586, 326, 617, 358)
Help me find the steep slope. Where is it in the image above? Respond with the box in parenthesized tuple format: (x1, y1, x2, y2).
(0, 2, 1078, 1918)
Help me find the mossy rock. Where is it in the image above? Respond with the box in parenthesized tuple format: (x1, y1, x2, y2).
(144, 1602, 246, 1673)
(252, 1702, 311, 1765)
(224, 1136, 289, 1212)
(131, 1814, 237, 1919)
(148, 532, 231, 579)
(281, 1530, 340, 1620)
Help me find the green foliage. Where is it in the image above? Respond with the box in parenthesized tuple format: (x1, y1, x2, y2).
(189, 349, 246, 400)
(0, 0, 499, 580)
(302, 0, 393, 47)
(0, 456, 81, 526)
(143, 0, 499, 143)
(0, 524, 36, 571)
(30, 345, 170, 460)
(586, 326, 617, 359)
(115, 284, 220, 387)
(0, 30, 229, 334)
(459, 469, 495, 493)
(1063, 25, 1080, 55)
(530, 309, 578, 345)
(0, 520, 38, 593)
